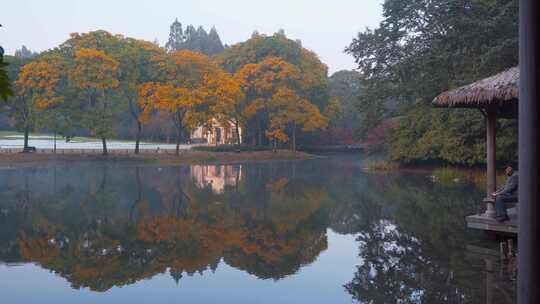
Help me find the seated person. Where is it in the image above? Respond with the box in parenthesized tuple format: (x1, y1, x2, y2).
(491, 164, 518, 222)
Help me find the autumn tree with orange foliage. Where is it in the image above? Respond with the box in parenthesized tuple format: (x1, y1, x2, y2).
(218, 32, 331, 147)
(200, 70, 244, 145)
(268, 88, 327, 151)
(235, 57, 327, 150)
(139, 50, 241, 154)
(8, 59, 64, 150)
(235, 57, 301, 146)
(69, 48, 119, 155)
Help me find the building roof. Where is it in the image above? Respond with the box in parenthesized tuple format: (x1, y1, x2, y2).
(432, 67, 519, 108)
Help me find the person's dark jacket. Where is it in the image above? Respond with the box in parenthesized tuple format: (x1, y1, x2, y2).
(498, 172, 518, 196)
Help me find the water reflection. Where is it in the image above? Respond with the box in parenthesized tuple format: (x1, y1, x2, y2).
(191, 165, 242, 194)
(0, 163, 329, 292)
(0, 157, 516, 303)
(341, 170, 516, 304)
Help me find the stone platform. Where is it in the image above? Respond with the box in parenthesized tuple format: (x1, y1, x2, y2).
(466, 207, 518, 235)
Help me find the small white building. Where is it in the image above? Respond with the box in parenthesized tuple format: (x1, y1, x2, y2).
(190, 118, 242, 145)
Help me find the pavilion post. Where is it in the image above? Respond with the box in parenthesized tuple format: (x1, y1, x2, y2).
(484, 106, 497, 218)
(518, 0, 539, 303)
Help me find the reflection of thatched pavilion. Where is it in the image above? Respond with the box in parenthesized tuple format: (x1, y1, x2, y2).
(432, 67, 519, 233)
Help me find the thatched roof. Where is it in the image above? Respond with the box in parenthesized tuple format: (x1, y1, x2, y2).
(432, 67, 519, 108)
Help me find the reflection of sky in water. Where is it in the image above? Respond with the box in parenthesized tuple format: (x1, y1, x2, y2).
(0, 231, 358, 304)
(0, 155, 516, 303)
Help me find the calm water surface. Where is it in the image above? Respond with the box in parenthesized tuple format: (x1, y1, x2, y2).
(0, 155, 516, 303)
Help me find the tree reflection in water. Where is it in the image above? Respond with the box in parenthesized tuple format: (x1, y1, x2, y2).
(0, 163, 329, 291)
(344, 172, 516, 304)
(0, 158, 517, 303)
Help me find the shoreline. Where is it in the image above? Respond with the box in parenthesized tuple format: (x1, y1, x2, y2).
(0, 150, 316, 169)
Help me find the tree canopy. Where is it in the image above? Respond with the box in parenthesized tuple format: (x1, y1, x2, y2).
(0, 46, 12, 101)
(2, 29, 344, 152)
(216, 33, 331, 147)
(346, 0, 518, 165)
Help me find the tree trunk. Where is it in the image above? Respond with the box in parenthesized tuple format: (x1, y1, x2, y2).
(235, 120, 241, 146)
(135, 121, 142, 155)
(175, 128, 180, 156)
(257, 124, 262, 146)
(101, 137, 108, 156)
(292, 125, 297, 152)
(23, 124, 29, 150)
(54, 130, 57, 154)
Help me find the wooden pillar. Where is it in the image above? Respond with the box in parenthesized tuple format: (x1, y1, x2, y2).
(485, 106, 497, 217)
(485, 258, 494, 304)
(519, 0, 539, 302)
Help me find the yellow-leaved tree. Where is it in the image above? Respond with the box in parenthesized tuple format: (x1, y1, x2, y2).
(235, 56, 327, 150)
(200, 71, 244, 145)
(69, 48, 119, 155)
(139, 50, 240, 154)
(13, 59, 64, 150)
(235, 57, 301, 146)
(268, 88, 328, 151)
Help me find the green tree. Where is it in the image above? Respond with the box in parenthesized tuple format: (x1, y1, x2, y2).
(346, 0, 518, 165)
(116, 39, 165, 154)
(53, 31, 166, 152)
(69, 48, 119, 155)
(0, 46, 12, 101)
(328, 70, 362, 130)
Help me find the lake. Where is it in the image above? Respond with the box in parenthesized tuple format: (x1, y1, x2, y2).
(0, 155, 516, 303)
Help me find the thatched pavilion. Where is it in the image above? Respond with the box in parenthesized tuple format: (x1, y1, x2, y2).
(432, 67, 519, 233)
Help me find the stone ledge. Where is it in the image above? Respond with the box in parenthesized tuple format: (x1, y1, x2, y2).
(466, 208, 518, 235)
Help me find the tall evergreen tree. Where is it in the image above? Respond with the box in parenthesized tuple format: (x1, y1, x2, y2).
(165, 19, 225, 56)
(182, 25, 200, 53)
(165, 18, 185, 52)
(207, 27, 225, 55)
(195, 26, 209, 53)
(14, 45, 38, 59)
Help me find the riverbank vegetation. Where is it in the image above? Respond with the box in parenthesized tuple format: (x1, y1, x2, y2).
(347, 0, 518, 166)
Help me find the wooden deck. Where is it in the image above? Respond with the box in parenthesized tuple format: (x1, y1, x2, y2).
(466, 207, 518, 235)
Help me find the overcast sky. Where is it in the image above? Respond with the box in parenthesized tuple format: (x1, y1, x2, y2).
(1, 0, 384, 74)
